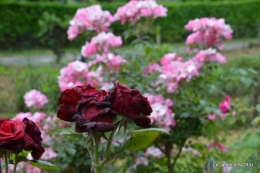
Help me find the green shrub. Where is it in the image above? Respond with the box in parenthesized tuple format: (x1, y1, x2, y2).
(0, 0, 260, 50)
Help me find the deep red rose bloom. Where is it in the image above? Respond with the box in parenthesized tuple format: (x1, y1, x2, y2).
(57, 85, 97, 122)
(0, 118, 44, 160)
(22, 118, 45, 160)
(109, 82, 152, 128)
(58, 85, 117, 132)
(0, 118, 25, 152)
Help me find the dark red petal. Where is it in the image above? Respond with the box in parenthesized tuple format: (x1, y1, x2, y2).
(92, 122, 117, 132)
(57, 85, 95, 122)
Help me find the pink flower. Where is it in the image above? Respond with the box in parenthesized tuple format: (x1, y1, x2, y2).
(41, 148, 57, 160)
(142, 63, 161, 75)
(68, 5, 114, 38)
(24, 90, 48, 109)
(207, 142, 228, 152)
(219, 96, 231, 114)
(67, 25, 79, 41)
(81, 42, 97, 57)
(207, 114, 216, 121)
(185, 17, 233, 50)
(145, 146, 163, 158)
(114, 0, 167, 25)
(13, 112, 32, 122)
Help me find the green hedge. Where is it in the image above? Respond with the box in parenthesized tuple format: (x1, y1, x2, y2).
(0, 0, 260, 50)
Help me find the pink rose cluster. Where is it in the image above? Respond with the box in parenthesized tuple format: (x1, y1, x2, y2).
(144, 93, 175, 131)
(192, 48, 227, 68)
(67, 5, 114, 40)
(185, 17, 233, 49)
(114, 0, 167, 25)
(81, 32, 123, 57)
(159, 53, 200, 93)
(91, 53, 127, 71)
(58, 60, 102, 92)
(24, 89, 48, 109)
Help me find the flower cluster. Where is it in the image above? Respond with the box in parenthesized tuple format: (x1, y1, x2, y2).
(24, 89, 48, 109)
(57, 82, 152, 132)
(67, 5, 114, 40)
(81, 32, 122, 57)
(114, 0, 167, 25)
(159, 53, 199, 93)
(57, 60, 101, 92)
(90, 53, 127, 71)
(0, 118, 44, 160)
(185, 17, 233, 49)
(192, 48, 227, 68)
(143, 93, 175, 131)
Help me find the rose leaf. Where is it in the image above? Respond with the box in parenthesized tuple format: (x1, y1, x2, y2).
(115, 128, 170, 153)
(29, 160, 59, 171)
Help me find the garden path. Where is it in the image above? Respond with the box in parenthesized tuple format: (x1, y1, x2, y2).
(0, 42, 252, 65)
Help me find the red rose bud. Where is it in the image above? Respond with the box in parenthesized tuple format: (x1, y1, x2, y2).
(109, 82, 152, 128)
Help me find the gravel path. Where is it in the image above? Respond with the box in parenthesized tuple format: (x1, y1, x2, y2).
(0, 42, 250, 65)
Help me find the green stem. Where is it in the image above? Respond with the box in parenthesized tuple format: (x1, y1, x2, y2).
(4, 150, 8, 173)
(94, 136, 99, 173)
(103, 130, 116, 162)
(12, 153, 19, 173)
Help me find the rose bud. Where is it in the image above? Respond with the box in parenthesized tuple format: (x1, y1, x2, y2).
(219, 95, 231, 114)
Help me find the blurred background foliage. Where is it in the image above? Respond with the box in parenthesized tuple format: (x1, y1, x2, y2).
(0, 0, 260, 50)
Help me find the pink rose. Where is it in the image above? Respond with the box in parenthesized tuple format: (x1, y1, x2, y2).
(219, 96, 231, 114)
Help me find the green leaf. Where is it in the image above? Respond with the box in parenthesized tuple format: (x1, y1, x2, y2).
(60, 131, 83, 139)
(29, 160, 59, 171)
(115, 128, 170, 153)
(242, 133, 260, 148)
(256, 105, 260, 113)
(10, 150, 30, 163)
(251, 117, 260, 125)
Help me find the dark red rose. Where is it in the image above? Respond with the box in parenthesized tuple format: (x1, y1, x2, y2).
(0, 118, 25, 152)
(22, 118, 45, 160)
(109, 82, 152, 128)
(58, 85, 117, 133)
(57, 85, 98, 122)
